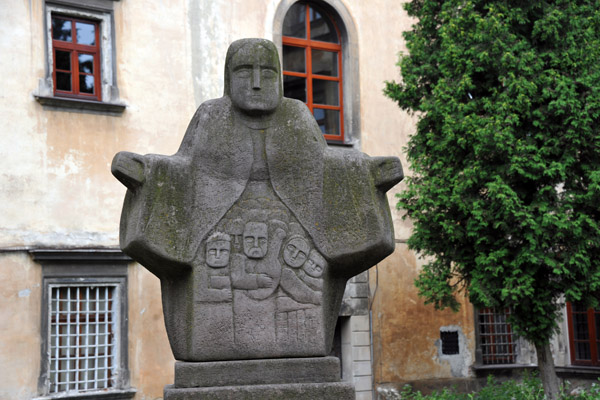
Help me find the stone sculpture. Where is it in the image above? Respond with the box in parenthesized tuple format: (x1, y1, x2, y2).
(112, 38, 402, 398)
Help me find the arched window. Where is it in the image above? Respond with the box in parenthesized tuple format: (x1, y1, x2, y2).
(282, 2, 344, 142)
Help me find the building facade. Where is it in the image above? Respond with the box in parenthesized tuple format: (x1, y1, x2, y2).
(0, 1, 597, 399)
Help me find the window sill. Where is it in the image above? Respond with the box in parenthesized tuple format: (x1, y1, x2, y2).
(472, 363, 537, 377)
(556, 365, 600, 378)
(35, 388, 136, 400)
(34, 94, 126, 114)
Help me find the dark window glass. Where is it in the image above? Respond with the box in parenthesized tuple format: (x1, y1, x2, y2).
(313, 108, 340, 136)
(78, 54, 94, 74)
(56, 72, 71, 91)
(283, 46, 306, 73)
(312, 49, 338, 76)
(440, 331, 460, 355)
(55, 50, 71, 71)
(52, 17, 72, 42)
(283, 75, 306, 102)
(313, 79, 339, 105)
(574, 312, 590, 340)
(577, 341, 592, 360)
(76, 21, 96, 46)
(283, 3, 306, 38)
(309, 5, 338, 43)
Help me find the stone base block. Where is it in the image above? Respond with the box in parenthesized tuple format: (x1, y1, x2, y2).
(166, 357, 355, 399)
(164, 382, 355, 399)
(174, 357, 341, 387)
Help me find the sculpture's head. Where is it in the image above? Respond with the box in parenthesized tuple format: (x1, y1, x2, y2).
(303, 249, 327, 278)
(243, 221, 268, 259)
(206, 232, 231, 268)
(283, 236, 310, 268)
(224, 38, 282, 116)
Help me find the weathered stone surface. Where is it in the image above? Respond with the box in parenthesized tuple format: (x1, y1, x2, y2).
(164, 382, 356, 400)
(112, 38, 403, 362)
(174, 357, 341, 388)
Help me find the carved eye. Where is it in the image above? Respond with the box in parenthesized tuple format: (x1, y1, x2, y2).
(208, 249, 216, 255)
(236, 69, 252, 78)
(315, 265, 323, 272)
(298, 252, 306, 260)
(262, 69, 276, 79)
(259, 238, 267, 245)
(245, 237, 253, 244)
(287, 245, 295, 251)
(221, 249, 229, 255)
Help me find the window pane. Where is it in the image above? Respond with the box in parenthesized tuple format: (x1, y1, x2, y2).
(56, 72, 72, 91)
(283, 3, 306, 38)
(574, 312, 590, 340)
(76, 21, 96, 46)
(283, 75, 306, 102)
(312, 49, 338, 77)
(52, 17, 72, 42)
(313, 79, 339, 105)
(283, 46, 306, 73)
(577, 341, 591, 360)
(309, 6, 338, 43)
(55, 50, 71, 71)
(78, 54, 94, 74)
(79, 75, 95, 94)
(313, 108, 340, 136)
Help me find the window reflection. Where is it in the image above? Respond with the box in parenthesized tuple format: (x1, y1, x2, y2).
(52, 17, 72, 42)
(313, 108, 340, 136)
(282, 3, 306, 38)
(78, 54, 94, 74)
(76, 22, 95, 46)
(309, 6, 338, 43)
(79, 75, 95, 94)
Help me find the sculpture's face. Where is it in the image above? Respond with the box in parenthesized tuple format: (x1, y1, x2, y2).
(303, 250, 326, 278)
(206, 239, 231, 268)
(283, 237, 309, 268)
(243, 222, 268, 259)
(229, 44, 280, 115)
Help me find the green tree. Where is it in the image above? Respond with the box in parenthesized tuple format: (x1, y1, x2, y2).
(385, 1, 600, 398)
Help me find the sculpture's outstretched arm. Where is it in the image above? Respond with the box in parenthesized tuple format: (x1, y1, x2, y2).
(112, 151, 145, 191)
(372, 156, 404, 193)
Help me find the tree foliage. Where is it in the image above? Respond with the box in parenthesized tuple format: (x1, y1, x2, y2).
(385, 0, 600, 346)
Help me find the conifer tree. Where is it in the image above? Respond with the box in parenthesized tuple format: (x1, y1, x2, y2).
(385, 2, 600, 398)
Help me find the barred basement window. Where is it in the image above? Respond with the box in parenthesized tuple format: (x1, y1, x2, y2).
(478, 307, 517, 364)
(48, 285, 117, 394)
(440, 331, 459, 355)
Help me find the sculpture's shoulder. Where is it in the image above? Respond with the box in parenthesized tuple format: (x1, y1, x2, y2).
(193, 97, 233, 125)
(279, 97, 316, 123)
(276, 98, 326, 146)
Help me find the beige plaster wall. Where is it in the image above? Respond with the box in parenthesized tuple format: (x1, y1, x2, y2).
(0, 254, 42, 400)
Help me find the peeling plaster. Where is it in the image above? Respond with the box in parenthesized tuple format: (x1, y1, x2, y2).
(18, 289, 31, 298)
(435, 325, 473, 378)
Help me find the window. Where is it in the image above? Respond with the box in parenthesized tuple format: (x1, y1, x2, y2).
(34, 249, 134, 399)
(35, 2, 125, 113)
(440, 330, 460, 355)
(48, 285, 117, 394)
(477, 307, 517, 365)
(282, 2, 344, 142)
(567, 302, 600, 366)
(51, 15, 101, 100)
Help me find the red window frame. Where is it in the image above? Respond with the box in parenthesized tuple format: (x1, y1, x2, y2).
(282, 3, 344, 142)
(567, 302, 600, 366)
(51, 15, 102, 101)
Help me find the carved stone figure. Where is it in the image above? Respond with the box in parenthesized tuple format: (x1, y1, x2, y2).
(112, 38, 403, 363)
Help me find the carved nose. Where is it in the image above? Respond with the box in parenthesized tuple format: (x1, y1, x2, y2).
(292, 249, 299, 258)
(252, 68, 261, 90)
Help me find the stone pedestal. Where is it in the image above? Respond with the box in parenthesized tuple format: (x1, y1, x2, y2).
(163, 357, 355, 399)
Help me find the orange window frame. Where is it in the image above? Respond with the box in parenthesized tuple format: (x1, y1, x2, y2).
(282, 4, 344, 142)
(567, 302, 600, 366)
(51, 15, 102, 101)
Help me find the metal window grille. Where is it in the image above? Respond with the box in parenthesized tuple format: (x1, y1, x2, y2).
(478, 307, 516, 365)
(440, 330, 460, 355)
(48, 285, 117, 394)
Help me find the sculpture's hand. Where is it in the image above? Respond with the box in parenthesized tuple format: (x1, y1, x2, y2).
(111, 151, 145, 191)
(257, 273, 274, 288)
(372, 156, 404, 192)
